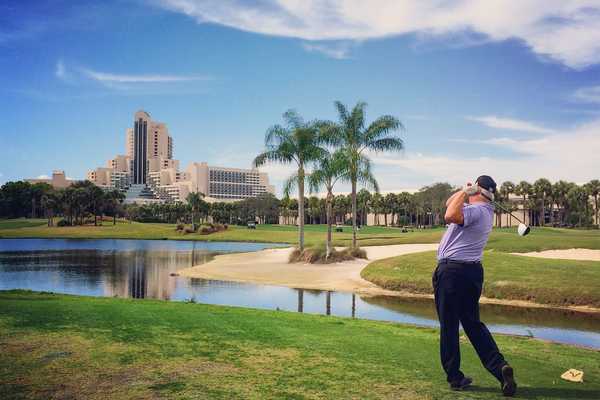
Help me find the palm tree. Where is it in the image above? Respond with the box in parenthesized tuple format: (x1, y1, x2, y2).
(106, 190, 126, 225)
(500, 181, 515, 226)
(357, 189, 372, 226)
(40, 191, 59, 227)
(254, 110, 326, 251)
(307, 150, 348, 258)
(533, 178, 552, 226)
(585, 179, 600, 228)
(186, 192, 205, 231)
(321, 101, 403, 248)
(371, 193, 383, 225)
(515, 181, 532, 225)
(552, 180, 571, 225)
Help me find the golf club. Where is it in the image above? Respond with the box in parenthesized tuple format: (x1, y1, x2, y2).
(491, 201, 531, 236)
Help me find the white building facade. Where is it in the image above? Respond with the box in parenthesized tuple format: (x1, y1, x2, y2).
(87, 110, 274, 203)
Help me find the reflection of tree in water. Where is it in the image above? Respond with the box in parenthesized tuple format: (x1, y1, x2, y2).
(361, 295, 600, 332)
(294, 288, 355, 317)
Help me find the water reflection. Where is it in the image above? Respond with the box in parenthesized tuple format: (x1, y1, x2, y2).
(1, 239, 600, 349)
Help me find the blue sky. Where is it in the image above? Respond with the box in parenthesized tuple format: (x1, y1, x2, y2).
(1, 0, 600, 194)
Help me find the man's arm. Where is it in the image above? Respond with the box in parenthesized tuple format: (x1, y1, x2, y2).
(445, 190, 467, 225)
(445, 190, 465, 207)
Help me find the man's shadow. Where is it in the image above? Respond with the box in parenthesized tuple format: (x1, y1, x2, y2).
(470, 385, 598, 399)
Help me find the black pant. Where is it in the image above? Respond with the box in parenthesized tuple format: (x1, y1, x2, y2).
(433, 260, 506, 383)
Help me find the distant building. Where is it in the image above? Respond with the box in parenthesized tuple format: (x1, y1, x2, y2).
(25, 170, 76, 189)
(86, 110, 275, 203)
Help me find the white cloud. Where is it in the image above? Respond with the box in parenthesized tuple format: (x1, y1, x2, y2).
(466, 115, 557, 135)
(301, 41, 354, 59)
(53, 61, 212, 92)
(80, 68, 209, 85)
(155, 0, 600, 69)
(572, 85, 600, 104)
(36, 175, 50, 179)
(372, 118, 600, 186)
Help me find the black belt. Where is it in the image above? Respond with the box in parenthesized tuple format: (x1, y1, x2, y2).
(438, 258, 481, 265)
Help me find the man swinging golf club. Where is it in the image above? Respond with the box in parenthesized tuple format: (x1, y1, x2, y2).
(433, 175, 517, 396)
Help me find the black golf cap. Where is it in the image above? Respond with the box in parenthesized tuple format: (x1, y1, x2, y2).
(476, 175, 497, 194)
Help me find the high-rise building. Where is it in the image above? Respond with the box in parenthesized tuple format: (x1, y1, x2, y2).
(87, 110, 275, 203)
(26, 170, 77, 188)
(131, 111, 172, 185)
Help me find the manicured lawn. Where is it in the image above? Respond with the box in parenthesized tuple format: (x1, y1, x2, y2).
(0, 219, 444, 247)
(2, 219, 600, 251)
(0, 291, 599, 399)
(0, 219, 46, 230)
(362, 251, 600, 307)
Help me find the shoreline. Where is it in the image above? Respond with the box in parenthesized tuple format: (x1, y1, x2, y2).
(180, 244, 600, 314)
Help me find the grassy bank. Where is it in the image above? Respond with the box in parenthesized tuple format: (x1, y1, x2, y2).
(362, 251, 600, 308)
(2, 219, 600, 251)
(1, 291, 599, 400)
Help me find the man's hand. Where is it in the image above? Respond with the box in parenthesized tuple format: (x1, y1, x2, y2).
(463, 182, 478, 196)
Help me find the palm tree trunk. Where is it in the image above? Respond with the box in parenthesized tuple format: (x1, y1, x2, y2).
(541, 197, 545, 227)
(326, 190, 333, 259)
(298, 165, 305, 252)
(351, 179, 357, 249)
(522, 195, 527, 223)
(595, 195, 599, 228)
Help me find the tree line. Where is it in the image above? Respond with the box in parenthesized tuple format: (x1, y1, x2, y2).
(1, 177, 598, 232)
(0, 180, 281, 227)
(0, 180, 125, 226)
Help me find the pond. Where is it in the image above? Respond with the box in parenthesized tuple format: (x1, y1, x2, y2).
(1, 238, 600, 350)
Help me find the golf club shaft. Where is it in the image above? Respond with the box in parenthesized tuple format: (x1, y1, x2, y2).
(491, 201, 526, 225)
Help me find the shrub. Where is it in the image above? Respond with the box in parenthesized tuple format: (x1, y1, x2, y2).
(175, 223, 185, 231)
(183, 227, 196, 234)
(288, 244, 368, 264)
(56, 219, 71, 227)
(346, 247, 368, 259)
(199, 226, 214, 234)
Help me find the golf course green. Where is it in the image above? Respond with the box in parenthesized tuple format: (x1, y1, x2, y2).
(2, 219, 600, 252)
(1, 291, 599, 400)
(361, 250, 600, 308)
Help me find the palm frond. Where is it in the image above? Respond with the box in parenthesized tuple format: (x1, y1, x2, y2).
(334, 101, 349, 125)
(282, 109, 304, 130)
(368, 137, 404, 153)
(282, 173, 300, 198)
(265, 124, 291, 146)
(318, 121, 344, 147)
(253, 150, 294, 167)
(365, 115, 403, 143)
(357, 156, 380, 192)
(349, 101, 367, 132)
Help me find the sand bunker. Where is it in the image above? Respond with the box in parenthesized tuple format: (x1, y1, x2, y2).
(512, 248, 600, 261)
(179, 243, 438, 294)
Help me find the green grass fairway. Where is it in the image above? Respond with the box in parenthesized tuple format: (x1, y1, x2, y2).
(0, 219, 444, 247)
(1, 291, 599, 399)
(2, 219, 600, 251)
(0, 219, 47, 230)
(362, 251, 600, 307)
